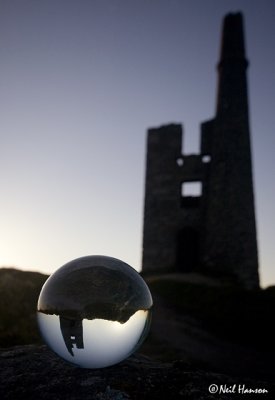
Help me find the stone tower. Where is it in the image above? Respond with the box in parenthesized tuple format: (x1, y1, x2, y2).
(142, 13, 259, 289)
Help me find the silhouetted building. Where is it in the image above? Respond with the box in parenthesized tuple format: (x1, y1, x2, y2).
(59, 316, 84, 356)
(142, 13, 259, 289)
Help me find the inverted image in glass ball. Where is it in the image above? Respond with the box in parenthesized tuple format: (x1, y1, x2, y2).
(37, 255, 153, 368)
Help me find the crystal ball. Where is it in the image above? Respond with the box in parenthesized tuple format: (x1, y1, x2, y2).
(37, 255, 153, 368)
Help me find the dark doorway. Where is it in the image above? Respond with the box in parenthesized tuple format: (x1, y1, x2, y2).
(176, 227, 199, 272)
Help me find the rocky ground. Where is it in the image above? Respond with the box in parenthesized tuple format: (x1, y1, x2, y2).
(1, 344, 274, 400)
(1, 269, 275, 399)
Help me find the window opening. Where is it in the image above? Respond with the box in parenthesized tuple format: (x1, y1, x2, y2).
(181, 181, 202, 197)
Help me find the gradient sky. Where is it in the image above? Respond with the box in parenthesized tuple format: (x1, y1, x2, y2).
(0, 0, 274, 287)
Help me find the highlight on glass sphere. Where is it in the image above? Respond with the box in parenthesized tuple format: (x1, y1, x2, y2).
(37, 255, 153, 368)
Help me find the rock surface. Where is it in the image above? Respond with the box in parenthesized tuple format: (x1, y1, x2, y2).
(1, 345, 274, 399)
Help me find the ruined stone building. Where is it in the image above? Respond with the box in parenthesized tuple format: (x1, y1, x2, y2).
(142, 13, 259, 289)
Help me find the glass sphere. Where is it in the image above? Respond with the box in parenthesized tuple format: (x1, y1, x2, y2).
(37, 255, 153, 368)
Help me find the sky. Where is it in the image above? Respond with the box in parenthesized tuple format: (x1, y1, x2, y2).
(38, 310, 148, 368)
(0, 0, 274, 287)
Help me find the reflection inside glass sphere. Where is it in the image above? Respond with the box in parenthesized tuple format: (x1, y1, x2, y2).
(37, 255, 153, 368)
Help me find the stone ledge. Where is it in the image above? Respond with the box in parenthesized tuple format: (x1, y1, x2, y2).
(1, 345, 274, 399)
